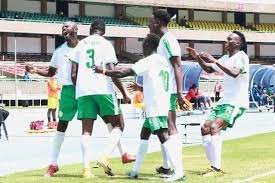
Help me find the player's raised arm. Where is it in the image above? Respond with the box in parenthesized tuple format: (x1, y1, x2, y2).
(186, 47, 215, 73)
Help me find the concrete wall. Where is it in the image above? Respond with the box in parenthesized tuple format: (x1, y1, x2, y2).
(194, 11, 222, 21)
(69, 3, 79, 17)
(178, 10, 189, 20)
(85, 3, 114, 17)
(260, 44, 275, 56)
(194, 43, 223, 55)
(7, 37, 40, 53)
(227, 12, 234, 23)
(247, 44, 255, 57)
(180, 43, 189, 55)
(246, 13, 254, 24)
(126, 38, 142, 53)
(259, 14, 275, 23)
(126, 6, 152, 17)
(8, 0, 40, 13)
(47, 1, 55, 14)
(47, 36, 55, 53)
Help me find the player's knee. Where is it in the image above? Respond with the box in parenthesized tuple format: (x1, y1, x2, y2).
(168, 121, 178, 135)
(201, 123, 211, 135)
(210, 123, 220, 135)
(140, 133, 150, 140)
(57, 121, 68, 132)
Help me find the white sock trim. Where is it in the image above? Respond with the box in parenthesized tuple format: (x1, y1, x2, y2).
(104, 128, 122, 157)
(107, 123, 124, 156)
(81, 135, 91, 168)
(211, 134, 222, 170)
(202, 134, 213, 166)
(50, 131, 65, 165)
(132, 139, 149, 173)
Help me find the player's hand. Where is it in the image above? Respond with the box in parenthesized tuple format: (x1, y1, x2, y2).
(186, 47, 199, 59)
(199, 52, 216, 63)
(177, 93, 185, 106)
(25, 64, 36, 74)
(122, 94, 131, 104)
(177, 94, 192, 111)
(127, 82, 143, 92)
(93, 66, 103, 74)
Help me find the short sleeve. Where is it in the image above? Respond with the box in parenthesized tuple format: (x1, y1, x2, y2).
(234, 53, 249, 74)
(162, 34, 181, 60)
(131, 57, 150, 75)
(212, 55, 227, 73)
(67, 44, 81, 64)
(49, 50, 59, 68)
(103, 42, 118, 64)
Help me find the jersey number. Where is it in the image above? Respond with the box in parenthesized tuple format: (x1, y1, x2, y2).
(86, 49, 95, 68)
(159, 70, 169, 92)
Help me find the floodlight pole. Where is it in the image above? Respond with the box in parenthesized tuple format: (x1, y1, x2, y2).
(14, 36, 18, 107)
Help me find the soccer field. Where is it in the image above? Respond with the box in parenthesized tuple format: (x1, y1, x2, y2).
(1, 132, 275, 183)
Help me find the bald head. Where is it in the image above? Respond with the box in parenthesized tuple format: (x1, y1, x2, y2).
(62, 21, 78, 41)
(63, 21, 78, 29)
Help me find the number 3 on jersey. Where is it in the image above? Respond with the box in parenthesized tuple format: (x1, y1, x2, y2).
(159, 70, 169, 92)
(86, 49, 95, 68)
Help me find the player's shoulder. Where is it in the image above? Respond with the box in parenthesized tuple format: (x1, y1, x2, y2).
(150, 53, 168, 64)
(162, 32, 177, 41)
(160, 32, 179, 48)
(219, 54, 229, 62)
(79, 36, 91, 45)
(239, 51, 249, 60)
(54, 42, 66, 54)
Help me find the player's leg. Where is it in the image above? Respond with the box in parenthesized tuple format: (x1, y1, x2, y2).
(77, 95, 98, 178)
(157, 94, 181, 176)
(201, 120, 214, 172)
(99, 114, 122, 176)
(95, 94, 124, 176)
(201, 118, 227, 177)
(203, 104, 246, 177)
(201, 105, 216, 170)
(104, 114, 135, 164)
(127, 127, 151, 179)
(47, 109, 52, 123)
(44, 121, 68, 177)
(157, 128, 185, 182)
(44, 85, 78, 177)
(81, 119, 95, 178)
(52, 108, 57, 122)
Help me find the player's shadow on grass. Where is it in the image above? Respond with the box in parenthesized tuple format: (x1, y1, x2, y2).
(53, 173, 82, 178)
(187, 170, 204, 175)
(30, 173, 82, 178)
(96, 173, 161, 181)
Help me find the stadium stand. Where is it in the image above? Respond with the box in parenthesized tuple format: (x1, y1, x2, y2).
(253, 23, 275, 32)
(128, 16, 186, 29)
(0, 11, 136, 27)
(186, 21, 248, 31)
(1, 53, 51, 62)
(0, 62, 48, 77)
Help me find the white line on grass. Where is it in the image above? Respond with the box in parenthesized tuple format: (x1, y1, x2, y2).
(233, 170, 275, 183)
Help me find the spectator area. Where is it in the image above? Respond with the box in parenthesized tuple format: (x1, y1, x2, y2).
(0, 11, 136, 27)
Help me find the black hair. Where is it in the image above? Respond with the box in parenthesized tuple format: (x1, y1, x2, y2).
(233, 31, 247, 54)
(152, 9, 171, 25)
(191, 84, 197, 89)
(91, 19, 105, 33)
(142, 34, 161, 55)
